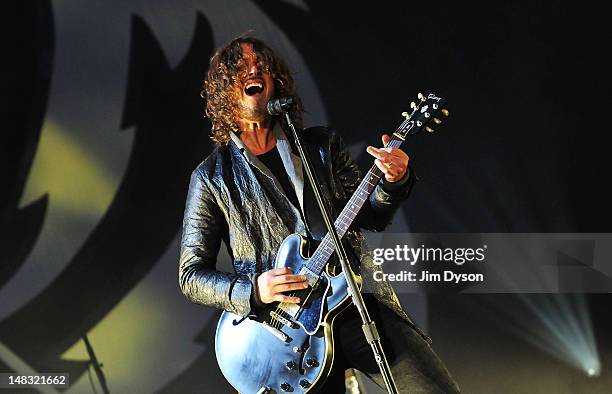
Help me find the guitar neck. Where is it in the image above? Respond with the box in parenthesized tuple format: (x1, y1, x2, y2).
(302, 92, 447, 275)
(306, 137, 404, 274)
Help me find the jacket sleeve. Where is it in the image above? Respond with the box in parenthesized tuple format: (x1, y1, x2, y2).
(329, 129, 416, 232)
(178, 168, 255, 317)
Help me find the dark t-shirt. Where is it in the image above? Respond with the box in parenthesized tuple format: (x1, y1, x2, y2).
(257, 146, 301, 211)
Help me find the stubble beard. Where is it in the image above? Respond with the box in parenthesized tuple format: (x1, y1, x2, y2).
(236, 100, 267, 123)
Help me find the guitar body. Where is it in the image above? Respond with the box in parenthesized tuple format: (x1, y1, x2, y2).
(215, 234, 356, 393)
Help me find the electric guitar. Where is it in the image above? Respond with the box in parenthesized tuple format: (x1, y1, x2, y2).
(215, 92, 448, 393)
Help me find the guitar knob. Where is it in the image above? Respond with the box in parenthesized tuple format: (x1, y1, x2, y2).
(306, 358, 319, 367)
(285, 361, 296, 370)
(441, 109, 450, 117)
(433, 117, 442, 124)
(280, 382, 292, 392)
(299, 379, 311, 388)
(425, 126, 434, 133)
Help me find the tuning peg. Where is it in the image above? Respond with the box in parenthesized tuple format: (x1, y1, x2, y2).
(410, 101, 417, 109)
(425, 126, 434, 133)
(401, 111, 409, 118)
(433, 118, 442, 124)
(417, 92, 424, 100)
(441, 109, 449, 117)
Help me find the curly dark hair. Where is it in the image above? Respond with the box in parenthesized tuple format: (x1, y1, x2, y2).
(202, 35, 303, 144)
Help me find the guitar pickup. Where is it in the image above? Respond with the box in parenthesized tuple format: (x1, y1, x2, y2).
(298, 266, 320, 287)
(270, 311, 298, 329)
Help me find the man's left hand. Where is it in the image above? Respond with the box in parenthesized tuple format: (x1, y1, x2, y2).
(366, 134, 409, 182)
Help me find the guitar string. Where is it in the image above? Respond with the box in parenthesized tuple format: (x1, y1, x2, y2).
(267, 97, 432, 327)
(269, 170, 386, 329)
(268, 133, 409, 328)
(269, 137, 405, 330)
(267, 99, 436, 331)
(270, 177, 370, 330)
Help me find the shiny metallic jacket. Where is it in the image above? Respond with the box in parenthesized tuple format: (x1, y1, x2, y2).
(179, 126, 427, 338)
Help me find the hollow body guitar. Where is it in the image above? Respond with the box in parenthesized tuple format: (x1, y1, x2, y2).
(215, 93, 448, 393)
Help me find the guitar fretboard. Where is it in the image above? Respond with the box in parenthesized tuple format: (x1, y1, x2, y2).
(305, 137, 404, 274)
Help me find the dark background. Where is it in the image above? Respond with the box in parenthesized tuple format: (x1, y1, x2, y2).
(2, 1, 611, 393)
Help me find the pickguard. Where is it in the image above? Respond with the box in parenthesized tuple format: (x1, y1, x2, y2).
(289, 273, 331, 335)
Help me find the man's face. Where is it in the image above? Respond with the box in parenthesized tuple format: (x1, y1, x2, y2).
(232, 43, 275, 122)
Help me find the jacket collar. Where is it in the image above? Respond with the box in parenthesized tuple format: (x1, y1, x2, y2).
(229, 122, 305, 213)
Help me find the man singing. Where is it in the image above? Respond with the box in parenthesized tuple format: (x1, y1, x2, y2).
(179, 35, 460, 393)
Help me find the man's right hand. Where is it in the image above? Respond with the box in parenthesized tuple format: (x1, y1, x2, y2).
(257, 267, 309, 304)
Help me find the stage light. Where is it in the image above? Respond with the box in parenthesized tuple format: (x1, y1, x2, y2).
(470, 236, 603, 379)
(475, 293, 602, 378)
(584, 361, 601, 377)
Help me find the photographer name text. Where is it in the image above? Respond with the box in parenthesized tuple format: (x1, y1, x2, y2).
(373, 270, 484, 283)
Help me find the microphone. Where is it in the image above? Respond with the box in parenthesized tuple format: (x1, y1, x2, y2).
(267, 97, 294, 115)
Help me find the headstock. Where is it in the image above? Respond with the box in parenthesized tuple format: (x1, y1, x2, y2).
(395, 92, 448, 139)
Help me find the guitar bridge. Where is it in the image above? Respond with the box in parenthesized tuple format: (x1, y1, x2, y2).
(262, 321, 292, 343)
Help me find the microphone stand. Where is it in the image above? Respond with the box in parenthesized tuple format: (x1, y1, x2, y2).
(281, 110, 399, 394)
(82, 334, 110, 394)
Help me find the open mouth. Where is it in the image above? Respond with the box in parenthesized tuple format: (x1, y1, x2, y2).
(244, 79, 264, 96)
